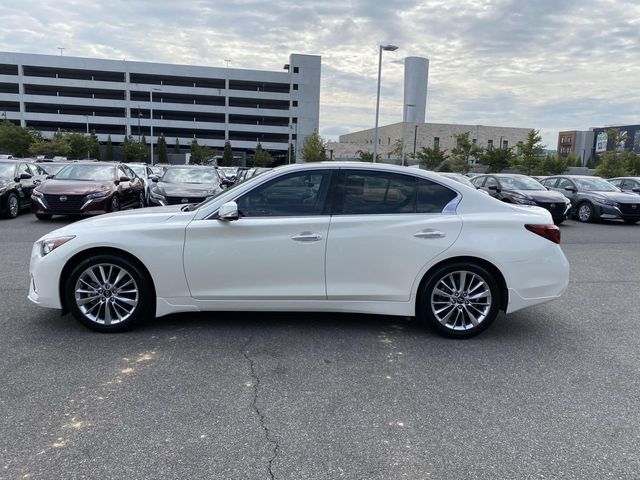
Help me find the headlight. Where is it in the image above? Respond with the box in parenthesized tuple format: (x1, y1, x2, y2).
(32, 189, 44, 198)
(564, 197, 571, 204)
(85, 191, 109, 200)
(40, 236, 75, 256)
(597, 198, 619, 207)
(512, 196, 537, 205)
(149, 189, 167, 205)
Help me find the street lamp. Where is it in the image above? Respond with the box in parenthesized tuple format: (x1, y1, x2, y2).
(372, 44, 398, 163)
(401, 104, 415, 166)
(149, 87, 162, 165)
(86, 115, 90, 159)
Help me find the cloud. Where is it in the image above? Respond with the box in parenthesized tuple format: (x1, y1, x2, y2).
(1, 0, 639, 148)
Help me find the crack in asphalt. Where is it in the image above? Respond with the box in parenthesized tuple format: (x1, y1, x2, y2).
(241, 336, 279, 480)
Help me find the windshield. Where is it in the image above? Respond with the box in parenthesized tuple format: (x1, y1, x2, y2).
(497, 176, 546, 191)
(574, 177, 619, 192)
(0, 162, 15, 179)
(55, 164, 115, 181)
(162, 167, 220, 184)
(41, 163, 68, 175)
(150, 166, 165, 175)
(440, 173, 475, 188)
(128, 165, 146, 177)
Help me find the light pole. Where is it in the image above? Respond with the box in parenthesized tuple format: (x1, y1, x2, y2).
(149, 88, 161, 165)
(401, 103, 415, 166)
(372, 44, 398, 163)
(86, 116, 90, 159)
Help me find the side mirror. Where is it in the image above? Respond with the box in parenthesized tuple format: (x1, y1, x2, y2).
(18, 173, 32, 180)
(488, 185, 500, 192)
(217, 201, 238, 221)
(564, 186, 577, 193)
(118, 176, 130, 183)
(633, 188, 640, 193)
(149, 175, 159, 182)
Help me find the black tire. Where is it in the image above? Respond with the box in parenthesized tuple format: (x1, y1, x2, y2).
(110, 195, 121, 212)
(64, 254, 154, 332)
(554, 218, 565, 225)
(3, 192, 20, 219)
(138, 192, 146, 208)
(36, 213, 53, 221)
(624, 219, 639, 225)
(417, 262, 501, 339)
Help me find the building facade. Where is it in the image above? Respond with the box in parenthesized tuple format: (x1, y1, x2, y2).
(327, 122, 532, 161)
(557, 130, 595, 165)
(0, 51, 321, 160)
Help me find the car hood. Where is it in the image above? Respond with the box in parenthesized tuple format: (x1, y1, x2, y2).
(35, 179, 114, 195)
(509, 189, 567, 202)
(154, 182, 220, 196)
(587, 191, 639, 203)
(39, 205, 192, 240)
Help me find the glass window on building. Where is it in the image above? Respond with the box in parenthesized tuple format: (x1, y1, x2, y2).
(487, 139, 494, 151)
(502, 139, 508, 150)
(433, 137, 440, 149)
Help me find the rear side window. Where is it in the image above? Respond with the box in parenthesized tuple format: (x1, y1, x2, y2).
(416, 178, 457, 213)
(541, 177, 557, 187)
(336, 171, 456, 215)
(471, 176, 485, 187)
(556, 178, 573, 189)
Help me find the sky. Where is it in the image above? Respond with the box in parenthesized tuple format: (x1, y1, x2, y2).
(1, 0, 639, 149)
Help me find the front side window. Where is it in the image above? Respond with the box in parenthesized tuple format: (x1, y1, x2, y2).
(484, 177, 499, 189)
(471, 176, 486, 187)
(236, 170, 332, 217)
(556, 178, 574, 190)
(608, 179, 622, 188)
(18, 163, 30, 177)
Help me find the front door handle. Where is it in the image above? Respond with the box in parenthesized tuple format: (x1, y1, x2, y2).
(414, 229, 445, 239)
(291, 231, 323, 242)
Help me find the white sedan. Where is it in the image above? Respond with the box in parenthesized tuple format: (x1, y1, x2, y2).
(29, 163, 569, 338)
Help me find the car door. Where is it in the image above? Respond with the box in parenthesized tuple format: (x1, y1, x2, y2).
(325, 170, 462, 302)
(483, 176, 501, 198)
(122, 164, 142, 206)
(16, 162, 35, 208)
(553, 177, 578, 206)
(183, 169, 334, 300)
(116, 165, 134, 207)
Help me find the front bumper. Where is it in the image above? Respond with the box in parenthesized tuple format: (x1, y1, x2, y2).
(28, 242, 64, 310)
(595, 203, 640, 221)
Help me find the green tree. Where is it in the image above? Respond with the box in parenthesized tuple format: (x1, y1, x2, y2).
(189, 139, 213, 165)
(157, 134, 169, 163)
(301, 130, 327, 162)
(510, 129, 545, 175)
(222, 140, 233, 166)
(88, 130, 100, 160)
(624, 151, 640, 175)
(253, 142, 273, 167)
(413, 146, 448, 170)
(123, 136, 148, 162)
(29, 131, 71, 158)
(173, 138, 180, 154)
(105, 135, 113, 161)
(450, 132, 481, 173)
(480, 147, 514, 173)
(565, 151, 580, 167)
(390, 138, 403, 160)
(0, 121, 37, 157)
(356, 150, 379, 162)
(66, 132, 89, 159)
(542, 154, 569, 175)
(595, 150, 628, 178)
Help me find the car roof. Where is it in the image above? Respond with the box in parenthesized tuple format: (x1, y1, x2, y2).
(609, 176, 640, 180)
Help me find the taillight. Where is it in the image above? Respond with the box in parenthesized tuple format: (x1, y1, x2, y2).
(525, 224, 561, 244)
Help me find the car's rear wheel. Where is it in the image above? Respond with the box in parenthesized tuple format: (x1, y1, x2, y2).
(576, 202, 593, 222)
(36, 213, 53, 221)
(4, 193, 19, 219)
(417, 263, 500, 339)
(64, 254, 153, 332)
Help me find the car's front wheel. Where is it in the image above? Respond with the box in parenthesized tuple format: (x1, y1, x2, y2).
(64, 254, 154, 332)
(417, 263, 500, 339)
(576, 202, 593, 222)
(3, 192, 19, 219)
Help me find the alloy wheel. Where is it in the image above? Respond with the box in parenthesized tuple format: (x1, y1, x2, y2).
(430, 270, 492, 331)
(578, 204, 592, 222)
(111, 196, 120, 212)
(8, 195, 18, 217)
(74, 263, 139, 326)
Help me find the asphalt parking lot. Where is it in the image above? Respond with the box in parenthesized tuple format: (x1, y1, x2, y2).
(1, 214, 639, 480)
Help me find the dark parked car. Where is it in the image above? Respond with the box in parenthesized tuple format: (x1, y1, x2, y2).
(607, 177, 640, 195)
(541, 175, 640, 224)
(31, 161, 146, 220)
(472, 174, 571, 224)
(0, 160, 48, 218)
(126, 163, 156, 203)
(148, 165, 224, 206)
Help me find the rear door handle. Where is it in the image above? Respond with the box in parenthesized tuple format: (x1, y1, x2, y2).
(414, 229, 445, 239)
(291, 231, 323, 242)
